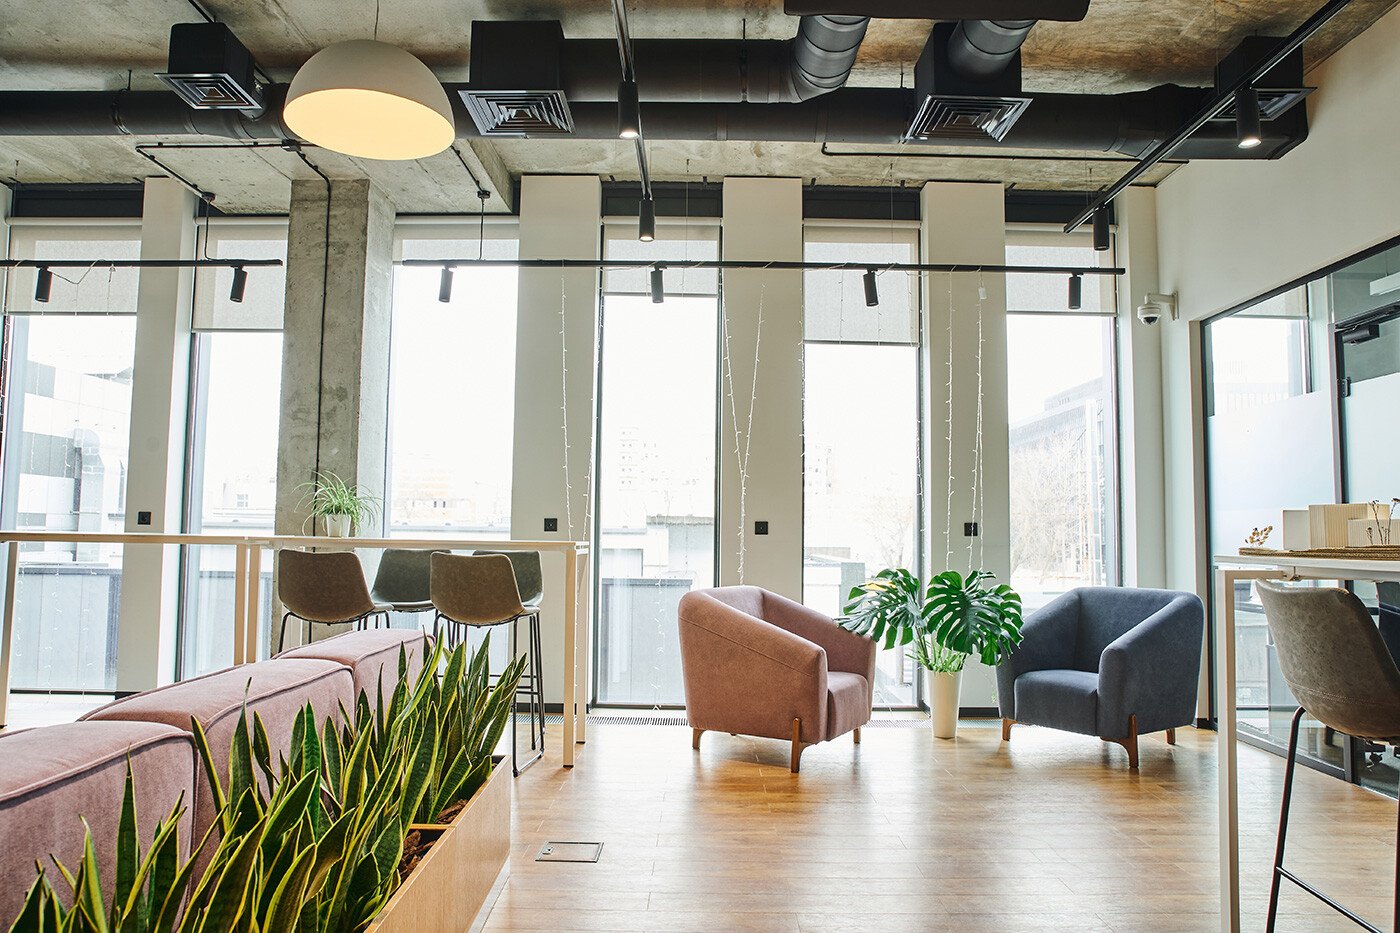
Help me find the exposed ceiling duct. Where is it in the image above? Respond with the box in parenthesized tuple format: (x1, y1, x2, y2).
(946, 20, 1037, 81)
(782, 0, 1089, 20)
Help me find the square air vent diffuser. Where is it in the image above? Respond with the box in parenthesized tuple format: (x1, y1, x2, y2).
(156, 22, 263, 111)
(904, 94, 1032, 142)
(1210, 87, 1314, 123)
(459, 90, 574, 136)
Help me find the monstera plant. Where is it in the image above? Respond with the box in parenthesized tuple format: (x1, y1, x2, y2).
(840, 568, 1023, 739)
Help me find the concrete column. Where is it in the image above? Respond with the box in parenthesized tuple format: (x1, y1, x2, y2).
(921, 182, 1009, 709)
(115, 178, 197, 692)
(511, 175, 601, 707)
(275, 178, 395, 538)
(719, 177, 804, 599)
(1114, 187, 1168, 589)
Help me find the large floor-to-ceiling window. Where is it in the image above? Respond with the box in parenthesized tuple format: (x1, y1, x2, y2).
(180, 219, 285, 676)
(594, 219, 720, 706)
(802, 222, 922, 707)
(0, 221, 141, 692)
(387, 220, 519, 540)
(1005, 228, 1120, 611)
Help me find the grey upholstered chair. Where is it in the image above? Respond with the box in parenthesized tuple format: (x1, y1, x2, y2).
(277, 549, 390, 653)
(1256, 581, 1400, 933)
(474, 549, 543, 610)
(996, 587, 1204, 768)
(369, 548, 441, 616)
(430, 552, 544, 775)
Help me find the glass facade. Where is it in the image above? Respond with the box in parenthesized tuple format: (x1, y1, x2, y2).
(1005, 231, 1119, 611)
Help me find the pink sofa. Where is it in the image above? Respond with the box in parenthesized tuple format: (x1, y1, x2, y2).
(0, 628, 425, 924)
(678, 586, 876, 772)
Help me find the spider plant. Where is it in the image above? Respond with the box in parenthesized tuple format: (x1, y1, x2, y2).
(296, 471, 380, 534)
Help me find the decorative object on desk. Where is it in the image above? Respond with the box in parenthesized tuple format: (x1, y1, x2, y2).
(1364, 498, 1399, 546)
(840, 568, 1023, 739)
(298, 469, 381, 536)
(1245, 525, 1274, 547)
(1240, 545, 1400, 560)
(1280, 509, 1311, 550)
(1308, 503, 1374, 549)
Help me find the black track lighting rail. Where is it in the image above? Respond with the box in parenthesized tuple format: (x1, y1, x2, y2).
(402, 258, 1123, 276)
(0, 259, 281, 268)
(1063, 0, 1354, 234)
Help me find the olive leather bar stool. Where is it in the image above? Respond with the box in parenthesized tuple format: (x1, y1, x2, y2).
(276, 549, 391, 653)
(370, 548, 443, 619)
(474, 549, 545, 748)
(1256, 581, 1400, 933)
(430, 552, 545, 775)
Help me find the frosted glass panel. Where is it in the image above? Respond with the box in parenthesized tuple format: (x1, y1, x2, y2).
(1343, 370, 1400, 505)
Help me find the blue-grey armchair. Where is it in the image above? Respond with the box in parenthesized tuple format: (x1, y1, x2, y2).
(996, 587, 1204, 768)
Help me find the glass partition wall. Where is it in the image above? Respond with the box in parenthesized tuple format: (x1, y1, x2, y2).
(1204, 235, 1400, 795)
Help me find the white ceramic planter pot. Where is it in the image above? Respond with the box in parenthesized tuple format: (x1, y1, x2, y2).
(324, 513, 352, 537)
(927, 670, 962, 739)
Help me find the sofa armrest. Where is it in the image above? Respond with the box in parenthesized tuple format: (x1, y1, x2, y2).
(761, 590, 877, 685)
(1097, 594, 1205, 737)
(678, 591, 829, 742)
(996, 590, 1081, 720)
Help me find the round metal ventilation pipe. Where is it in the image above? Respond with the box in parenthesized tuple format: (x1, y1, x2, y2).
(789, 15, 870, 100)
(946, 20, 1036, 81)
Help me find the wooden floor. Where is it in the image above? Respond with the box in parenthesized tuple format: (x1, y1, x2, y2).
(488, 719, 1399, 932)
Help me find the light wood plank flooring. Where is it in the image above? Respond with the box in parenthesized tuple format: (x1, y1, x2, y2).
(489, 719, 1398, 932)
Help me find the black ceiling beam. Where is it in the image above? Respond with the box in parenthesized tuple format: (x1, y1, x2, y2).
(401, 258, 1123, 276)
(1063, 0, 1353, 233)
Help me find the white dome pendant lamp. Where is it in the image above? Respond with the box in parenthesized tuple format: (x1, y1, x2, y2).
(283, 39, 455, 160)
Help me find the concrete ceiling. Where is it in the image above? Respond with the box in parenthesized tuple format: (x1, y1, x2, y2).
(1, 0, 1396, 213)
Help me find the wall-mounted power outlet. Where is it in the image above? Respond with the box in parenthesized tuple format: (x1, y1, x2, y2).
(137, 511, 152, 526)
(964, 522, 979, 537)
(754, 521, 769, 536)
(544, 517, 558, 532)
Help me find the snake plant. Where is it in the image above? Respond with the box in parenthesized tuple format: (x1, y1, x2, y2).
(9, 636, 524, 933)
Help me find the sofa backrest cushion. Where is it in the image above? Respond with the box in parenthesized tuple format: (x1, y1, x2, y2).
(277, 629, 431, 709)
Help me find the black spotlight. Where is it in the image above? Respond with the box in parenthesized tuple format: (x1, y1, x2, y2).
(638, 196, 656, 242)
(618, 80, 641, 140)
(1235, 85, 1262, 150)
(34, 266, 53, 303)
(229, 265, 248, 303)
(438, 266, 454, 303)
(1092, 207, 1110, 252)
(863, 268, 879, 307)
(650, 265, 665, 304)
(1068, 274, 1083, 310)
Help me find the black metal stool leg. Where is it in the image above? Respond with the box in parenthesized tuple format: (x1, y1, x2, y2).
(510, 616, 521, 776)
(1268, 706, 1307, 933)
(278, 612, 294, 654)
(532, 612, 545, 748)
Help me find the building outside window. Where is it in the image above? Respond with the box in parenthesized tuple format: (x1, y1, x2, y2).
(594, 219, 720, 706)
(803, 222, 922, 708)
(0, 221, 141, 692)
(1005, 228, 1120, 611)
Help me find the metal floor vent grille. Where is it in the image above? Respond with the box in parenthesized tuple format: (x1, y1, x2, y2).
(460, 90, 573, 136)
(905, 94, 1032, 143)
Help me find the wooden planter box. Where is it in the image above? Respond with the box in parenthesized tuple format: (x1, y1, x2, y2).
(368, 757, 512, 932)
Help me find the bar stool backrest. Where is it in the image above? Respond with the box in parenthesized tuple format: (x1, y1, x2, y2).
(371, 548, 441, 604)
(473, 550, 543, 607)
(278, 549, 376, 623)
(1257, 581, 1400, 743)
(431, 553, 526, 625)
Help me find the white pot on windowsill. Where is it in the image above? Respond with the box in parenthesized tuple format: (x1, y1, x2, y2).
(926, 669, 962, 739)
(323, 513, 353, 538)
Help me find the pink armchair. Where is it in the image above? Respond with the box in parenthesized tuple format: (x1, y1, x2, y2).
(678, 586, 877, 772)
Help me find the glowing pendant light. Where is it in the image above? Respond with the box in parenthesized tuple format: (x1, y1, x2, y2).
(284, 39, 455, 160)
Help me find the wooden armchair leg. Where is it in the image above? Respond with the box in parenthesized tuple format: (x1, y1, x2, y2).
(1166, 727, 1176, 745)
(1002, 718, 1014, 741)
(790, 718, 804, 773)
(853, 728, 861, 745)
(1101, 714, 1140, 769)
(692, 728, 704, 750)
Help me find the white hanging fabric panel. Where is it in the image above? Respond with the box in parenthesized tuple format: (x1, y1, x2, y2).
(602, 220, 720, 297)
(1005, 228, 1115, 314)
(803, 224, 919, 345)
(193, 219, 288, 331)
(394, 219, 520, 262)
(4, 222, 141, 315)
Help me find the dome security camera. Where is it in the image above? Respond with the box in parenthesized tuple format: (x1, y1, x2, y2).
(1136, 293, 1176, 326)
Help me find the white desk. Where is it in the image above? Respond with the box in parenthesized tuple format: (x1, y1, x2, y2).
(0, 532, 591, 768)
(1214, 553, 1400, 932)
